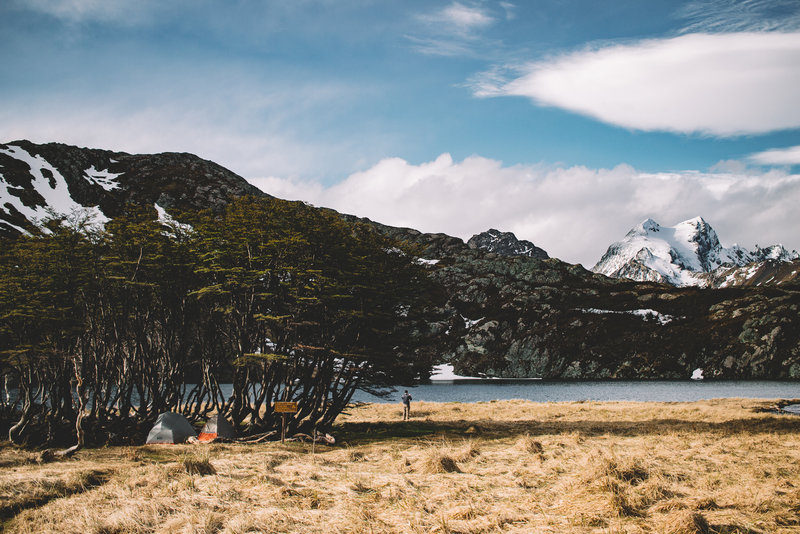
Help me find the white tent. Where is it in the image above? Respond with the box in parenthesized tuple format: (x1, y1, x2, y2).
(198, 414, 236, 443)
(146, 412, 197, 444)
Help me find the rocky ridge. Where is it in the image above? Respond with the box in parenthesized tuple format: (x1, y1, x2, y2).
(467, 229, 548, 259)
(347, 217, 800, 380)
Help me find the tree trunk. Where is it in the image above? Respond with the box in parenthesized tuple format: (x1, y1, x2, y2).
(60, 360, 86, 457)
(8, 392, 33, 444)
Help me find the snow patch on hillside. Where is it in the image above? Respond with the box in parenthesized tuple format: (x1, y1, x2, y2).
(155, 202, 192, 234)
(429, 364, 483, 380)
(461, 315, 484, 328)
(1, 144, 109, 231)
(580, 307, 678, 325)
(84, 165, 121, 191)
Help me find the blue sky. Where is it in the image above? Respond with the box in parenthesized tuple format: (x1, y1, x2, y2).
(2, 0, 800, 265)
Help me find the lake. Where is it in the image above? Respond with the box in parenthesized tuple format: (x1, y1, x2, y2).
(352, 379, 800, 404)
(10, 378, 796, 409)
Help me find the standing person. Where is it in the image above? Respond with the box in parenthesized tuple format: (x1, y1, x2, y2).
(401, 390, 412, 421)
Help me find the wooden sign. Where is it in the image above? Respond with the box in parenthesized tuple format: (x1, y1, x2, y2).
(274, 401, 298, 413)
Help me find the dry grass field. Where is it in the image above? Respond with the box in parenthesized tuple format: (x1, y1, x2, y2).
(1, 398, 799, 533)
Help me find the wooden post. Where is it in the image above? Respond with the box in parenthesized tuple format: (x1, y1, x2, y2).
(274, 401, 298, 445)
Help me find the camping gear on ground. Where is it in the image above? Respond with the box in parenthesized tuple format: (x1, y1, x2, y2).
(198, 414, 236, 443)
(145, 412, 197, 444)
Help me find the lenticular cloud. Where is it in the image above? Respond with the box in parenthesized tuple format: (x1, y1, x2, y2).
(749, 145, 800, 166)
(498, 32, 800, 137)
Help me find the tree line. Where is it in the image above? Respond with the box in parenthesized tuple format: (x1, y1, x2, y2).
(0, 196, 438, 447)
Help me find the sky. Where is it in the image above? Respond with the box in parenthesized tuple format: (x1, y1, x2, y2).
(2, 0, 800, 266)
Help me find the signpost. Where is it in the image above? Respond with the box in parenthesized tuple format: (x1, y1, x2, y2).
(274, 401, 298, 443)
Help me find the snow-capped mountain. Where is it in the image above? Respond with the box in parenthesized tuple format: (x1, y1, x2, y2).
(466, 229, 549, 259)
(592, 217, 799, 287)
(0, 140, 264, 237)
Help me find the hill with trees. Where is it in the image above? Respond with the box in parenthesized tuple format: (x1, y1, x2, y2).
(2, 140, 799, 446)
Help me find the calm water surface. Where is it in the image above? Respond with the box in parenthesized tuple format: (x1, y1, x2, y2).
(352, 380, 800, 404)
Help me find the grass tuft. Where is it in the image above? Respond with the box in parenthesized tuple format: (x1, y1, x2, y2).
(659, 510, 711, 534)
(515, 433, 544, 454)
(418, 449, 461, 474)
(598, 454, 652, 486)
(346, 449, 366, 462)
(451, 440, 481, 462)
(178, 451, 217, 476)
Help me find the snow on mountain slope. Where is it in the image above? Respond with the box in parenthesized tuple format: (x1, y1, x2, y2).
(0, 140, 265, 237)
(0, 143, 108, 233)
(592, 217, 799, 287)
(702, 258, 800, 288)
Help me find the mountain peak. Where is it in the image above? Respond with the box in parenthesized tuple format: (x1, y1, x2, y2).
(681, 215, 707, 226)
(0, 140, 266, 237)
(593, 216, 797, 287)
(467, 229, 549, 259)
(631, 218, 662, 236)
(641, 217, 661, 229)
(754, 244, 799, 262)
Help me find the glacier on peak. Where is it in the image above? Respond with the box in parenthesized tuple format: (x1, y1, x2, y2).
(592, 216, 799, 287)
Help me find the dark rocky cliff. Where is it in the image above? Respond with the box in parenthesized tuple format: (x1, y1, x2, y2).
(351, 218, 800, 380)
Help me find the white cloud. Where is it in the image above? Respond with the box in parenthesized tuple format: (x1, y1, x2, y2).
(16, 0, 159, 24)
(477, 32, 800, 136)
(424, 2, 494, 35)
(248, 154, 800, 267)
(678, 0, 800, 33)
(499, 2, 516, 21)
(749, 145, 800, 165)
(410, 2, 497, 57)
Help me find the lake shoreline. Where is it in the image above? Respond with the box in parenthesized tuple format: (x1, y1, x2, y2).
(354, 379, 800, 404)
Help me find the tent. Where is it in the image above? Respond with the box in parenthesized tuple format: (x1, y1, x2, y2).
(146, 412, 197, 444)
(198, 414, 236, 443)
